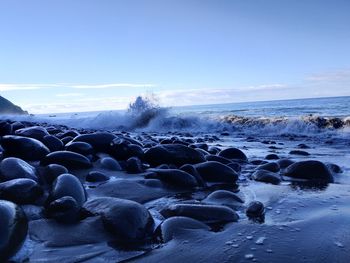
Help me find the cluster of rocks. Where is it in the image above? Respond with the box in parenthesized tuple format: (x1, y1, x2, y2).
(0, 119, 342, 261)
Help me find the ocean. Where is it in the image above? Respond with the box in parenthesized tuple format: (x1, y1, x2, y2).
(5, 96, 350, 136)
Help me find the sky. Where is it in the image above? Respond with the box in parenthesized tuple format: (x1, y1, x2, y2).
(0, 0, 349, 114)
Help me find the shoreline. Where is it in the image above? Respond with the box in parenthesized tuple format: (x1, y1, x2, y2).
(0, 118, 349, 262)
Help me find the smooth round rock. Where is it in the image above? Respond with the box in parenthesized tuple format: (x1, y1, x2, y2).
(180, 164, 206, 187)
(146, 169, 198, 189)
(161, 203, 239, 224)
(46, 196, 80, 224)
(246, 201, 265, 218)
(158, 216, 210, 242)
(203, 190, 244, 209)
(71, 132, 116, 152)
(86, 171, 109, 182)
(15, 126, 49, 140)
(194, 161, 238, 184)
(97, 157, 122, 171)
(50, 173, 86, 206)
(110, 139, 144, 160)
(1, 135, 50, 161)
(0, 157, 37, 182)
(41, 151, 92, 169)
(218, 147, 248, 161)
(205, 154, 232, 164)
(289, 150, 310, 156)
(257, 162, 280, 173)
(277, 159, 295, 169)
(0, 200, 28, 262)
(66, 142, 94, 156)
(252, 170, 281, 185)
(284, 160, 333, 183)
(265, 154, 280, 160)
(144, 144, 205, 167)
(0, 178, 43, 204)
(126, 157, 144, 174)
(82, 197, 154, 242)
(40, 164, 69, 185)
(42, 135, 64, 152)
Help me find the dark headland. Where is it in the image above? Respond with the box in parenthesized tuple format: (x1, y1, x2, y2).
(0, 96, 27, 115)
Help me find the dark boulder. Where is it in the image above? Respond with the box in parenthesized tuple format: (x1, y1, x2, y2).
(71, 132, 116, 152)
(15, 126, 49, 141)
(202, 190, 244, 209)
(50, 173, 86, 206)
(158, 216, 210, 242)
(82, 197, 154, 242)
(161, 203, 239, 224)
(256, 162, 280, 173)
(42, 135, 64, 152)
(0, 157, 37, 182)
(1, 135, 50, 161)
(46, 196, 80, 224)
(146, 168, 198, 189)
(194, 161, 238, 184)
(0, 178, 42, 204)
(41, 151, 92, 169)
(144, 144, 205, 167)
(86, 171, 109, 182)
(126, 157, 144, 174)
(66, 141, 94, 156)
(284, 160, 333, 183)
(218, 147, 248, 161)
(0, 200, 28, 262)
(252, 170, 281, 185)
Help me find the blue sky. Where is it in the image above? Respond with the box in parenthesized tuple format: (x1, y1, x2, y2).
(0, 0, 349, 113)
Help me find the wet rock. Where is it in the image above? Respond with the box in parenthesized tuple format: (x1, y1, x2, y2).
(202, 190, 244, 209)
(161, 203, 239, 224)
(277, 159, 295, 169)
(0, 121, 12, 136)
(0, 178, 43, 204)
(297, 143, 310, 149)
(252, 170, 281, 185)
(15, 126, 49, 141)
(257, 162, 280, 173)
(158, 216, 210, 242)
(40, 164, 68, 185)
(42, 135, 64, 152)
(126, 157, 144, 174)
(110, 139, 144, 160)
(86, 171, 109, 182)
(144, 144, 205, 167)
(265, 154, 280, 160)
(246, 201, 265, 220)
(326, 163, 343, 174)
(71, 132, 116, 152)
(180, 164, 206, 187)
(146, 169, 198, 189)
(0, 200, 28, 262)
(205, 154, 232, 164)
(284, 160, 333, 183)
(0, 157, 37, 181)
(66, 142, 94, 156)
(289, 150, 310, 156)
(194, 161, 238, 184)
(41, 151, 92, 169)
(46, 196, 80, 224)
(218, 147, 248, 161)
(227, 162, 242, 173)
(1, 135, 50, 161)
(50, 173, 86, 206)
(97, 157, 122, 171)
(82, 197, 154, 242)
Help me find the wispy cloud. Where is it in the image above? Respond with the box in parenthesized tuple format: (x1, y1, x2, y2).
(55, 93, 85, 97)
(0, 83, 156, 91)
(306, 69, 350, 82)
